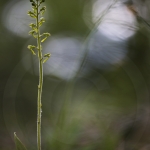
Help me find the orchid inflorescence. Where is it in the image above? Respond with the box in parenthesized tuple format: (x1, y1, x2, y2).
(26, 0, 51, 150)
(27, 0, 51, 63)
(27, 0, 51, 149)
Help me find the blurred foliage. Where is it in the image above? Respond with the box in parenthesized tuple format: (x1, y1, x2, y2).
(1, 0, 150, 150)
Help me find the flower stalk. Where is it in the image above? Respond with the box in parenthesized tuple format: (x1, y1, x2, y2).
(27, 0, 51, 150)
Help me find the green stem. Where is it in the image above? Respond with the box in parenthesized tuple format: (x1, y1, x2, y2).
(36, 1, 43, 150)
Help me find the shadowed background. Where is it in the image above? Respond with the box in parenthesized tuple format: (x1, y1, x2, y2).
(1, 0, 150, 150)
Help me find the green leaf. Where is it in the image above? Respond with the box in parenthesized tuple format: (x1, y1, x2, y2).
(14, 132, 27, 150)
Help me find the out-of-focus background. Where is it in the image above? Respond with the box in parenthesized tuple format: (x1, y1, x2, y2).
(1, 0, 150, 149)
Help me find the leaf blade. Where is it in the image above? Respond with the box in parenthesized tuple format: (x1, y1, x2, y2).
(14, 132, 27, 150)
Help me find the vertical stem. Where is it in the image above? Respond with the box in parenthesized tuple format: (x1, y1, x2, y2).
(36, 1, 43, 150)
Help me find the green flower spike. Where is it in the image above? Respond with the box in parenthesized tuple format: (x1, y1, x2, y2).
(27, 0, 50, 150)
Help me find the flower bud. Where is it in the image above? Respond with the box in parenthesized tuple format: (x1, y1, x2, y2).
(32, 2, 36, 6)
